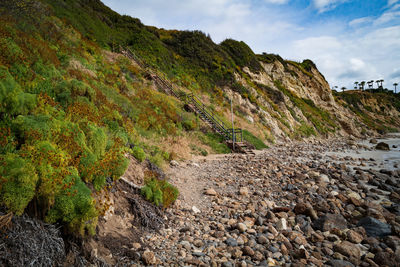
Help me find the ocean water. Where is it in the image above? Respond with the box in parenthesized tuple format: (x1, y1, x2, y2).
(326, 133, 400, 171)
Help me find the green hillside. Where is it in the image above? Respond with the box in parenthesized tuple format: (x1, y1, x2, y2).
(1, 0, 400, 238)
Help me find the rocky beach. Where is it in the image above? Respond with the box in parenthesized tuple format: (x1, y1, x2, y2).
(136, 137, 400, 266)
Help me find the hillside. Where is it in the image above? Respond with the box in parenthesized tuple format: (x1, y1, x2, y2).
(1, 0, 400, 265)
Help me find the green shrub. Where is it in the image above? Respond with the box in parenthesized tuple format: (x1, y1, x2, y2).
(198, 132, 231, 154)
(46, 168, 98, 235)
(220, 39, 262, 72)
(0, 153, 38, 215)
(132, 146, 146, 162)
(180, 112, 198, 131)
(141, 178, 179, 208)
(242, 130, 268, 150)
(0, 66, 37, 116)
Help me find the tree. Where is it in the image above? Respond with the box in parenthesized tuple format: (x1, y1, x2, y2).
(376, 80, 380, 88)
(394, 83, 398, 94)
(341, 86, 346, 93)
(360, 81, 366, 91)
(354, 81, 359, 89)
(380, 79, 384, 89)
(368, 80, 374, 89)
(332, 86, 338, 91)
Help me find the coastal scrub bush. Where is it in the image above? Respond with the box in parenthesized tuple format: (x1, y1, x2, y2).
(0, 153, 38, 215)
(141, 178, 179, 208)
(220, 39, 262, 73)
(132, 146, 146, 162)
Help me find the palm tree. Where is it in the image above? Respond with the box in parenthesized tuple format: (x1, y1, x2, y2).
(376, 80, 380, 88)
(380, 79, 384, 88)
(369, 80, 374, 89)
(354, 81, 359, 89)
(341, 86, 346, 93)
(394, 83, 398, 94)
(360, 81, 366, 91)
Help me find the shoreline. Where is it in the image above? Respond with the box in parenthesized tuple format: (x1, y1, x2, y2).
(136, 137, 400, 266)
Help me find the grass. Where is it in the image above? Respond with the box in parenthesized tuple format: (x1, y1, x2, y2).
(243, 130, 268, 149)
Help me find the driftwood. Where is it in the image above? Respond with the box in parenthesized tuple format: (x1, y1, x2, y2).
(0, 212, 65, 266)
(128, 196, 164, 231)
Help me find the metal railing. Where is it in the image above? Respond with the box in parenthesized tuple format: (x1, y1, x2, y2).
(121, 46, 243, 144)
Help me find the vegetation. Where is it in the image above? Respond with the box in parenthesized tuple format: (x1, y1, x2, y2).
(274, 81, 338, 134)
(141, 171, 179, 208)
(220, 39, 262, 73)
(337, 91, 400, 133)
(1, 0, 399, 240)
(242, 130, 268, 150)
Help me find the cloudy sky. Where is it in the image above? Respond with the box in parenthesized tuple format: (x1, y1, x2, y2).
(102, 0, 400, 90)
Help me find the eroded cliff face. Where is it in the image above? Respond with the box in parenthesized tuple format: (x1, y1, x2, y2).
(224, 58, 399, 143)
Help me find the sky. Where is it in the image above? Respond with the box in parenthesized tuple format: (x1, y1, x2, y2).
(102, 0, 400, 91)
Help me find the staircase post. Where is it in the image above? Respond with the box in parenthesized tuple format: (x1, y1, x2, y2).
(230, 96, 235, 151)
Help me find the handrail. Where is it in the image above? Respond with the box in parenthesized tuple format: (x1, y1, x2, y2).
(121, 46, 244, 143)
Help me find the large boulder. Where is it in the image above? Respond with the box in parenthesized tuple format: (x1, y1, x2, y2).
(357, 216, 392, 237)
(375, 142, 390, 151)
(313, 213, 348, 231)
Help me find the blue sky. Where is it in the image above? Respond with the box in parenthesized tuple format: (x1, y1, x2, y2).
(102, 0, 400, 91)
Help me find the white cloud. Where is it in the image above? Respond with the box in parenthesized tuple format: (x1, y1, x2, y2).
(387, 0, 400, 7)
(349, 17, 373, 27)
(286, 25, 400, 89)
(312, 0, 348, 13)
(374, 8, 400, 26)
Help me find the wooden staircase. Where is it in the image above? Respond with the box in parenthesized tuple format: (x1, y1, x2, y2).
(121, 47, 254, 154)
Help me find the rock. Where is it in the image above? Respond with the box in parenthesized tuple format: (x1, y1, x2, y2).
(257, 235, 268, 244)
(237, 223, 247, 233)
(375, 142, 390, 151)
(225, 237, 238, 247)
(374, 251, 400, 267)
(222, 262, 233, 267)
(327, 259, 355, 267)
(205, 188, 217, 196)
(293, 202, 318, 219)
(180, 241, 191, 250)
(357, 217, 392, 237)
(347, 191, 361, 200)
(346, 230, 364, 244)
(311, 232, 324, 242)
(142, 250, 157, 265)
(276, 218, 287, 231)
(267, 257, 278, 266)
(313, 213, 348, 232)
(170, 160, 179, 167)
(239, 187, 249, 196)
(193, 239, 204, 247)
(319, 174, 330, 184)
(288, 232, 308, 246)
(242, 246, 255, 256)
(334, 241, 361, 260)
(246, 115, 254, 124)
(192, 206, 201, 214)
(132, 243, 141, 250)
(253, 251, 264, 261)
(369, 139, 378, 144)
